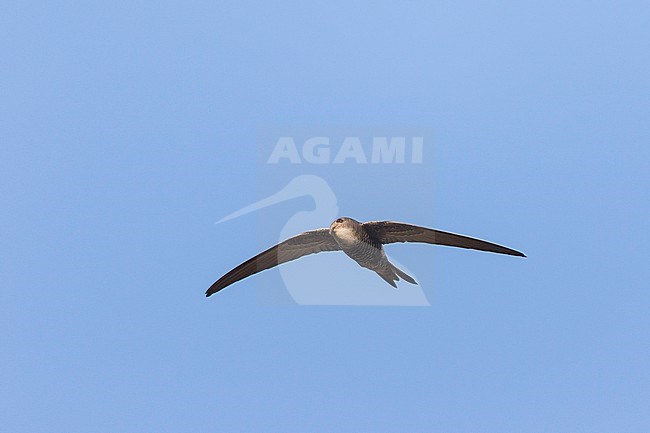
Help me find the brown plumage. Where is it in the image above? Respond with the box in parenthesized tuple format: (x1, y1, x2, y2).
(206, 217, 525, 297)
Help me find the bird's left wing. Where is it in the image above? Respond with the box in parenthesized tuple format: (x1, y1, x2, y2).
(363, 221, 526, 257)
(206, 228, 340, 297)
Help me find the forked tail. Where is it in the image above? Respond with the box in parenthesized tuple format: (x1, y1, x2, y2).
(375, 262, 418, 288)
(391, 263, 417, 284)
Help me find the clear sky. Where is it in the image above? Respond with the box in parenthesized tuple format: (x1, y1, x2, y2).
(2, 1, 649, 432)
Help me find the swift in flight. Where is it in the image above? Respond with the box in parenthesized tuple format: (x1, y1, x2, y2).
(205, 217, 525, 297)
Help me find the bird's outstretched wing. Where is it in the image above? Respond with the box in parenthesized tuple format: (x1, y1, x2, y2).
(206, 229, 340, 297)
(363, 221, 526, 257)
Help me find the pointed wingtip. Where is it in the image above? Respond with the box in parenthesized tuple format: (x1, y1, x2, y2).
(205, 286, 217, 297)
(503, 247, 526, 258)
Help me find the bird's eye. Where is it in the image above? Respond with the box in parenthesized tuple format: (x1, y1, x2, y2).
(336, 218, 344, 223)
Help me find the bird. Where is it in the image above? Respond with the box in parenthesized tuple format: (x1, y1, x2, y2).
(205, 217, 525, 297)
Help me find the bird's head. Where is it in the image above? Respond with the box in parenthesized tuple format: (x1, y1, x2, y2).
(329, 217, 359, 235)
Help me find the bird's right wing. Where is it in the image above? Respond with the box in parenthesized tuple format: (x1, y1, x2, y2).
(363, 221, 526, 257)
(206, 228, 340, 297)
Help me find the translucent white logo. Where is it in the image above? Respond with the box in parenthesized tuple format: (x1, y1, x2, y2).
(218, 175, 431, 306)
(267, 137, 424, 164)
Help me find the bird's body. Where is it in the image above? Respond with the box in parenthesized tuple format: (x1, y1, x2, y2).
(330, 218, 414, 287)
(206, 217, 525, 297)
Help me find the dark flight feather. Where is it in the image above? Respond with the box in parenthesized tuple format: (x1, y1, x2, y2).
(205, 229, 339, 297)
(363, 221, 526, 257)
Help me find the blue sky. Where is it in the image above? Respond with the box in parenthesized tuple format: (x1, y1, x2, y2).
(2, 1, 650, 432)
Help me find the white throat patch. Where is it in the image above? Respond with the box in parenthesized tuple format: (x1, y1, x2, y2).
(334, 226, 358, 244)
